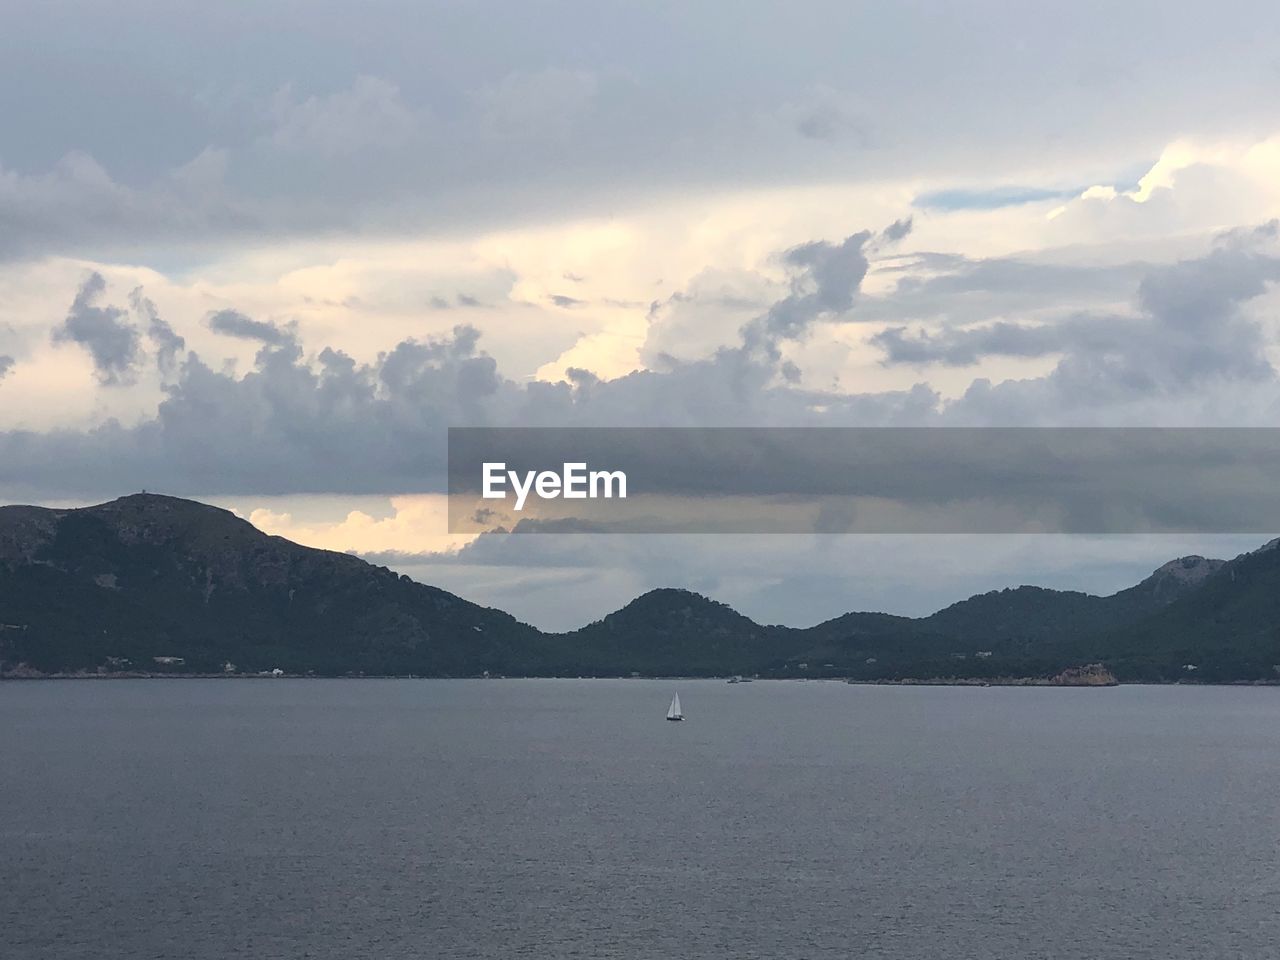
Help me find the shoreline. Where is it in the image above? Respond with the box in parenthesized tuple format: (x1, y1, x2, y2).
(3, 671, 1279, 687)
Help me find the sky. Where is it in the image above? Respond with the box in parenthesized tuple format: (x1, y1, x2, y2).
(3, 1, 1280, 629)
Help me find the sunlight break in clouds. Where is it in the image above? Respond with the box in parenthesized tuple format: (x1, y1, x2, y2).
(243, 495, 471, 557)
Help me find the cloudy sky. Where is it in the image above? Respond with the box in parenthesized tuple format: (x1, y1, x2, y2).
(3, 1, 1280, 628)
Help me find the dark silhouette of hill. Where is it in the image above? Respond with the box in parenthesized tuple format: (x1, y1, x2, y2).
(1060, 541, 1280, 682)
(1, 494, 1276, 681)
(0, 494, 541, 676)
(549, 588, 782, 676)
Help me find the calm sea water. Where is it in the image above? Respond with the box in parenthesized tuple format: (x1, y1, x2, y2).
(3, 679, 1280, 959)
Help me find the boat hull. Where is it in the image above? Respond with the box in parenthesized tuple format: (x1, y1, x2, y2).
(666, 716, 683, 721)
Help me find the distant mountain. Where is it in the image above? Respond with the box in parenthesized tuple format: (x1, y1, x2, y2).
(1, 494, 1277, 682)
(548, 588, 783, 676)
(1128, 555, 1227, 603)
(792, 557, 1229, 681)
(919, 555, 1225, 644)
(1071, 542, 1280, 682)
(0, 494, 541, 676)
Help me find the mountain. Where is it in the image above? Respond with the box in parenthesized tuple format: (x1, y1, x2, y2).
(917, 555, 1224, 645)
(0, 494, 541, 676)
(1, 493, 1277, 682)
(791, 557, 1227, 681)
(549, 588, 784, 676)
(1070, 542, 1280, 682)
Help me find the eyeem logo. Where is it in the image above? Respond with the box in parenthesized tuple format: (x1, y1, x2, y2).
(482, 462, 628, 511)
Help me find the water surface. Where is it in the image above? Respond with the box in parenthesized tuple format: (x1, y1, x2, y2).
(3, 679, 1279, 959)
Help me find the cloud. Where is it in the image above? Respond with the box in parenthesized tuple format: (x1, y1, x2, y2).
(207, 309, 297, 348)
(0, 150, 258, 264)
(874, 320, 1064, 366)
(0, 276, 935, 500)
(740, 231, 873, 356)
(878, 217, 914, 243)
(50, 273, 142, 386)
(859, 253, 1147, 327)
(734, 218, 913, 359)
(878, 226, 1280, 406)
(426, 294, 488, 310)
(129, 289, 186, 375)
(267, 76, 422, 158)
(5, 8, 1280, 626)
(548, 294, 586, 308)
(5, 6, 1280, 267)
(4, 221, 1279, 500)
(0, 318, 530, 499)
(246, 494, 471, 555)
(771, 86, 870, 144)
(0, 355, 13, 381)
(641, 268, 780, 365)
(472, 68, 597, 139)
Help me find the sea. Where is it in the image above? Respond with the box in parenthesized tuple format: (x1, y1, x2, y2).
(3, 679, 1279, 959)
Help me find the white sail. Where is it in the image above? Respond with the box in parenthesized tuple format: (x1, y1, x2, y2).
(667, 692, 682, 719)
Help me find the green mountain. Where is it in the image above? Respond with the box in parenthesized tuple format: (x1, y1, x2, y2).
(1, 494, 1276, 682)
(1063, 541, 1280, 682)
(549, 588, 782, 677)
(0, 494, 541, 676)
(787, 557, 1229, 681)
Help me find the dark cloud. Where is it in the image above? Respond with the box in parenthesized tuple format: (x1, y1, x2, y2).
(792, 100, 867, 143)
(874, 320, 1066, 366)
(741, 230, 872, 356)
(0, 355, 13, 381)
(858, 253, 1148, 327)
(430, 294, 485, 310)
(740, 217, 912, 354)
(129, 289, 186, 375)
(548, 294, 585, 308)
(879, 217, 914, 243)
(4, 2, 1280, 264)
(207, 309, 296, 348)
(50, 273, 142, 386)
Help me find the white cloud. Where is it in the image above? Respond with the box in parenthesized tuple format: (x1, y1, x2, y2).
(243, 494, 471, 556)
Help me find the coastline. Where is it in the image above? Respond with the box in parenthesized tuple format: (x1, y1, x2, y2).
(5, 670, 1278, 686)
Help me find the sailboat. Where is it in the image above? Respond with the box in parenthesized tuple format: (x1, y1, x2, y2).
(666, 692, 684, 722)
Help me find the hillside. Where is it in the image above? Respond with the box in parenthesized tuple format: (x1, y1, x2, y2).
(549, 588, 787, 676)
(0, 494, 541, 676)
(2, 494, 1277, 681)
(1068, 541, 1280, 682)
(792, 557, 1227, 681)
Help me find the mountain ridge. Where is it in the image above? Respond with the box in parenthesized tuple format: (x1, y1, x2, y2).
(2, 494, 1277, 682)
